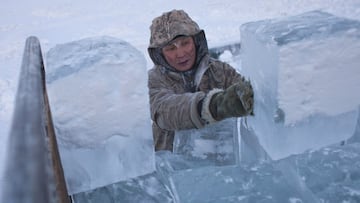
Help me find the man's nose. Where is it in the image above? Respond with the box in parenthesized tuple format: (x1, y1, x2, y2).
(175, 47, 186, 58)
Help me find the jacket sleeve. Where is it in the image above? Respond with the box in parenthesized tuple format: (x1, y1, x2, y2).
(214, 59, 246, 89)
(198, 59, 247, 91)
(198, 59, 249, 123)
(148, 68, 206, 131)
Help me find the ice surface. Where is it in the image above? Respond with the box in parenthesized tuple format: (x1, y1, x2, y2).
(240, 11, 360, 159)
(73, 142, 360, 203)
(72, 172, 174, 203)
(46, 36, 154, 194)
(287, 142, 360, 202)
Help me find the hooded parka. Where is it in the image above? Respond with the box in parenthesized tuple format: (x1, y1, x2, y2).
(148, 10, 246, 151)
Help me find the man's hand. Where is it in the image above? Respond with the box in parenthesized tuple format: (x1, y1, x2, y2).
(236, 80, 254, 115)
(209, 81, 254, 121)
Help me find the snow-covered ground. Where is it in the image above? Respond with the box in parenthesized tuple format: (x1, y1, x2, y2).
(1, 0, 360, 199)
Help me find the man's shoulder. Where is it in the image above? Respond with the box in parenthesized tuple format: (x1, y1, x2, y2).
(148, 65, 180, 81)
(148, 65, 162, 75)
(208, 57, 234, 70)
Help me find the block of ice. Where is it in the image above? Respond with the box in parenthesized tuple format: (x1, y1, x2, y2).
(46, 36, 154, 194)
(240, 11, 360, 159)
(173, 118, 239, 167)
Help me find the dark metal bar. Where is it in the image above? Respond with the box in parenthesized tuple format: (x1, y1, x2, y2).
(1, 36, 70, 203)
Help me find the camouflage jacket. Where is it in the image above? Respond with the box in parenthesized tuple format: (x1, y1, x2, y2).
(148, 55, 244, 151)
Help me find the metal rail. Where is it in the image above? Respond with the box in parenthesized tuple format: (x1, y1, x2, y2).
(1, 36, 70, 203)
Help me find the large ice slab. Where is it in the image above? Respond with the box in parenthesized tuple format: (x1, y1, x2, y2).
(70, 140, 360, 203)
(46, 36, 154, 194)
(240, 11, 360, 159)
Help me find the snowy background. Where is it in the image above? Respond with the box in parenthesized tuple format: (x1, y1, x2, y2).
(1, 0, 360, 200)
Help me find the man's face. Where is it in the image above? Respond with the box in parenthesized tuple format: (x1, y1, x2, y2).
(162, 36, 196, 72)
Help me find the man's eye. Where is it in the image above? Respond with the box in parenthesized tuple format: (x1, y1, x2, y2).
(163, 45, 176, 52)
(181, 40, 190, 46)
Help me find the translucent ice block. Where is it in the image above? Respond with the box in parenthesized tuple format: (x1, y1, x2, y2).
(240, 11, 360, 159)
(173, 118, 239, 167)
(46, 36, 155, 194)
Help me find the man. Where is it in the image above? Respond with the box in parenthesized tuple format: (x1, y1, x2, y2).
(148, 9, 253, 151)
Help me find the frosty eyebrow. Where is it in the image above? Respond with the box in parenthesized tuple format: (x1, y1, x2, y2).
(162, 36, 192, 52)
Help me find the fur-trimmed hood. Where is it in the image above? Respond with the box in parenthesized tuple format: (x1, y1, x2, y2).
(148, 10, 209, 72)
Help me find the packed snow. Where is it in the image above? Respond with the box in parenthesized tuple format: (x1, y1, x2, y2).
(1, 0, 360, 202)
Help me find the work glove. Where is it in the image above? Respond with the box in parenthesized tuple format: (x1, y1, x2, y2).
(209, 80, 254, 121)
